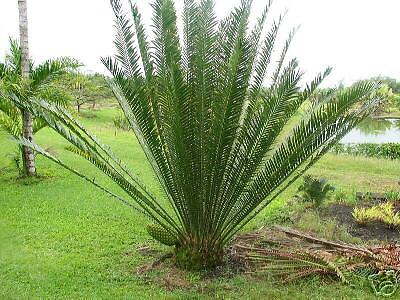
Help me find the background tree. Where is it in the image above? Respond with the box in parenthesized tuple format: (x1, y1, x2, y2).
(12, 0, 382, 269)
(87, 73, 114, 106)
(367, 77, 400, 113)
(59, 73, 113, 113)
(378, 83, 400, 113)
(311, 79, 400, 115)
(0, 39, 80, 175)
(370, 76, 400, 94)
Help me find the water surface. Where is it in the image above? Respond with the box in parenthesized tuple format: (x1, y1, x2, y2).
(341, 118, 400, 144)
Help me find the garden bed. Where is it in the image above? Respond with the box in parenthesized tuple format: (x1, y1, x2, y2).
(324, 203, 399, 243)
(135, 226, 400, 297)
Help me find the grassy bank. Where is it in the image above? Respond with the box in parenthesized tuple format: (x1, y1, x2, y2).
(1, 108, 399, 299)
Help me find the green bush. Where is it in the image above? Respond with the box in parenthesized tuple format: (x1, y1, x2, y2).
(333, 189, 350, 204)
(113, 113, 131, 131)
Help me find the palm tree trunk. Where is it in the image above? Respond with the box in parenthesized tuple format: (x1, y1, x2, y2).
(18, 0, 36, 176)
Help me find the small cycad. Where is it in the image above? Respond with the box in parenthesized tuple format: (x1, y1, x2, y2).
(297, 175, 335, 207)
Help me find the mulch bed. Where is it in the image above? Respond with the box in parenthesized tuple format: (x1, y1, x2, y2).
(324, 203, 399, 243)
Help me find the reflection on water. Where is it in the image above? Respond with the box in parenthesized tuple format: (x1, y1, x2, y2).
(357, 118, 392, 135)
(341, 118, 400, 144)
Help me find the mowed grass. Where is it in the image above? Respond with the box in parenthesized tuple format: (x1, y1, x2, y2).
(1, 108, 399, 299)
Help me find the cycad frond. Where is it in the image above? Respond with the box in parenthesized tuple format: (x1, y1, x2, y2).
(244, 247, 353, 284)
(0, 63, 7, 78)
(11, 0, 382, 269)
(36, 83, 73, 107)
(129, 0, 153, 79)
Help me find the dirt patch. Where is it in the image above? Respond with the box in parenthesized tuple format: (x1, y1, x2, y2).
(153, 267, 192, 291)
(134, 250, 191, 291)
(135, 245, 163, 257)
(133, 243, 247, 293)
(324, 203, 399, 243)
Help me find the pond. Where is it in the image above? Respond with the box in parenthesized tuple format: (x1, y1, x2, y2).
(341, 118, 400, 144)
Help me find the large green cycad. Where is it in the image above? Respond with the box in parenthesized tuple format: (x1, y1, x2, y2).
(11, 0, 381, 268)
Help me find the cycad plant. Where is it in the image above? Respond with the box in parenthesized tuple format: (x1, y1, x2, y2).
(296, 175, 335, 207)
(10, 0, 381, 269)
(0, 38, 79, 174)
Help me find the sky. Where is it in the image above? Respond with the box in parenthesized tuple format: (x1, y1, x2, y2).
(1, 0, 399, 87)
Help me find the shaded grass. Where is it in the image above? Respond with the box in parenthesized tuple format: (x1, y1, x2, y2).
(1, 107, 399, 299)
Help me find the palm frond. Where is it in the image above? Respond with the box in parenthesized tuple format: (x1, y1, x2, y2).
(12, 95, 182, 236)
(30, 57, 81, 90)
(109, 0, 141, 78)
(36, 83, 73, 107)
(0, 62, 7, 78)
(0, 38, 79, 141)
(0, 111, 21, 137)
(0, 92, 22, 137)
(5, 38, 22, 74)
(222, 82, 381, 242)
(16, 136, 151, 217)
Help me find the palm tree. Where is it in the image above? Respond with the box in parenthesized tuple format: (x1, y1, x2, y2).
(0, 39, 80, 174)
(12, 0, 381, 269)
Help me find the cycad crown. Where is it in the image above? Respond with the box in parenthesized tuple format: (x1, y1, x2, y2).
(10, 0, 381, 269)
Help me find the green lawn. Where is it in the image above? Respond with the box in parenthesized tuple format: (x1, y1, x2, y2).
(1, 108, 399, 299)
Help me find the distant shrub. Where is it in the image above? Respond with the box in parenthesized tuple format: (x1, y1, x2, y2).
(331, 143, 400, 160)
(113, 113, 131, 131)
(296, 175, 335, 207)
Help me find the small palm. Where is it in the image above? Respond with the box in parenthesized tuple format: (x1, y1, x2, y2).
(0, 38, 79, 138)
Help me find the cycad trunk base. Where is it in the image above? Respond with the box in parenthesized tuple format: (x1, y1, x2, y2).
(175, 238, 223, 270)
(12, 0, 381, 269)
